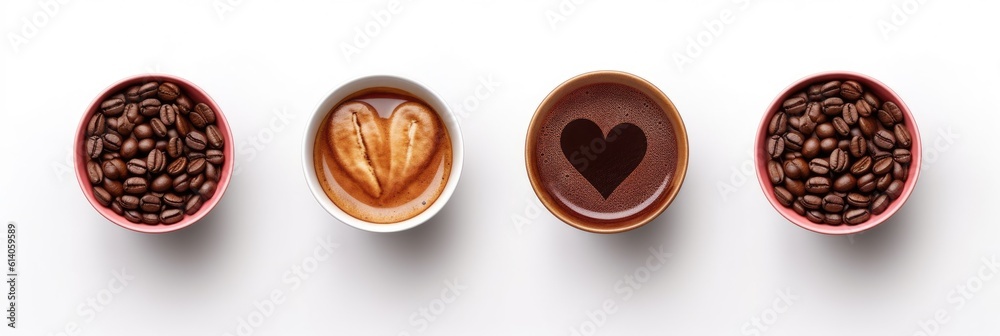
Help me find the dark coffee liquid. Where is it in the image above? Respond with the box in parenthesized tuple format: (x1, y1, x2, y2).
(534, 83, 678, 224)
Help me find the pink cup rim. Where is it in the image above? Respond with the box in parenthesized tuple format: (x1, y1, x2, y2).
(754, 71, 922, 235)
(74, 74, 235, 234)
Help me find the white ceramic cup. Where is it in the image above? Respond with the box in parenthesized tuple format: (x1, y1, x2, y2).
(302, 75, 464, 232)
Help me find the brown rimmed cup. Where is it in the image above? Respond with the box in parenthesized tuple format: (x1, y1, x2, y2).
(525, 71, 689, 233)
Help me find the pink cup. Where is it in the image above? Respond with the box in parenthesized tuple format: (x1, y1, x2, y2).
(755, 71, 921, 235)
(74, 74, 235, 233)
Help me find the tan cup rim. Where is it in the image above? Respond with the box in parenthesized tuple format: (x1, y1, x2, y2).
(524, 70, 689, 234)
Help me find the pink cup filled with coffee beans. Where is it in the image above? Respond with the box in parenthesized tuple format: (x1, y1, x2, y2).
(755, 71, 921, 235)
(74, 74, 234, 233)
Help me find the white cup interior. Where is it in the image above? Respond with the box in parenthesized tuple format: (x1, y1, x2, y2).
(302, 75, 465, 232)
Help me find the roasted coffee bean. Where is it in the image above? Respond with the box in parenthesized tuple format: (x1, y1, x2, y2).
(141, 212, 159, 225)
(783, 158, 809, 180)
(138, 82, 159, 99)
(173, 174, 190, 193)
(829, 149, 849, 173)
(120, 137, 138, 159)
(802, 137, 820, 159)
(806, 210, 825, 224)
(805, 176, 831, 194)
(792, 201, 807, 216)
(785, 179, 806, 197)
(855, 100, 874, 117)
(175, 114, 193, 136)
(134, 124, 153, 139)
(876, 173, 893, 191)
(86, 135, 103, 158)
(798, 113, 817, 134)
(93, 186, 113, 206)
(783, 132, 804, 151)
(821, 80, 841, 97)
(873, 129, 895, 149)
(157, 82, 180, 101)
(161, 209, 184, 224)
(767, 135, 785, 158)
(205, 125, 224, 148)
(822, 194, 846, 213)
(124, 158, 146, 176)
(117, 195, 140, 210)
(863, 92, 880, 109)
(857, 173, 877, 193)
(102, 133, 122, 151)
(885, 180, 904, 200)
(857, 118, 877, 139)
(815, 123, 835, 139)
(125, 85, 142, 102)
(101, 95, 126, 116)
(850, 156, 872, 176)
(140, 98, 161, 117)
(106, 115, 119, 130)
(783, 96, 807, 115)
(198, 181, 216, 198)
(123, 177, 148, 194)
(205, 163, 219, 182)
(167, 157, 188, 176)
(807, 84, 824, 101)
(100, 152, 120, 161)
(831, 118, 849, 137)
(768, 112, 787, 135)
(893, 162, 908, 181)
(176, 95, 192, 113)
(840, 81, 863, 100)
(150, 118, 168, 138)
(822, 97, 844, 116)
(110, 201, 124, 215)
(893, 124, 911, 148)
(140, 194, 161, 212)
(824, 213, 843, 225)
(102, 159, 126, 180)
(820, 138, 838, 153)
(206, 149, 224, 165)
(879, 102, 903, 126)
(841, 104, 859, 125)
(848, 136, 867, 158)
(160, 104, 178, 126)
(151, 174, 173, 192)
(87, 114, 106, 136)
(870, 194, 890, 215)
(873, 156, 893, 175)
(774, 186, 795, 206)
(892, 148, 911, 164)
(800, 195, 822, 210)
(147, 149, 166, 174)
(187, 157, 207, 175)
(186, 131, 207, 151)
(167, 137, 184, 158)
(194, 103, 216, 124)
(190, 174, 205, 190)
(163, 193, 185, 208)
(188, 151, 206, 161)
(123, 210, 142, 223)
(115, 115, 135, 136)
(844, 209, 870, 225)
(809, 158, 830, 175)
(833, 174, 857, 193)
(136, 138, 155, 153)
(124, 103, 142, 123)
(847, 192, 870, 208)
(184, 195, 203, 215)
(155, 140, 168, 151)
(86, 161, 103, 184)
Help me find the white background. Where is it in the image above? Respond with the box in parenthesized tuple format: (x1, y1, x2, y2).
(2, 0, 999, 335)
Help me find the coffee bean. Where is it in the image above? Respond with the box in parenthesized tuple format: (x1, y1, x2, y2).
(157, 82, 180, 101)
(125, 85, 142, 102)
(198, 181, 216, 198)
(829, 148, 849, 173)
(805, 176, 831, 194)
(137, 82, 159, 99)
(147, 149, 166, 174)
(822, 97, 844, 116)
(184, 195, 203, 215)
(134, 124, 153, 139)
(807, 84, 824, 101)
(124, 103, 142, 123)
(840, 81, 863, 100)
(123, 210, 142, 223)
(101, 95, 126, 116)
(855, 100, 874, 117)
(783, 132, 804, 151)
(800, 195, 822, 210)
(880, 102, 903, 126)
(187, 157, 207, 175)
(86, 160, 103, 184)
(176, 95, 192, 113)
(893, 162, 908, 181)
(890, 127, 910, 151)
(167, 157, 188, 176)
(163, 193, 185, 208)
(190, 174, 205, 190)
(892, 148, 911, 164)
(785, 179, 806, 197)
(783, 158, 809, 180)
(869, 156, 893, 176)
(841, 104, 859, 125)
(847, 192, 870, 208)
(768, 112, 787, 135)
(155, 140, 168, 152)
(172, 174, 190, 193)
(824, 213, 843, 225)
(194, 103, 216, 123)
(150, 118, 168, 138)
(102, 159, 126, 180)
(86, 135, 103, 158)
(102, 133, 123, 152)
(821, 80, 841, 97)
(849, 136, 867, 158)
(815, 123, 835, 139)
(870, 130, 894, 150)
(160, 104, 178, 126)
(123, 177, 148, 194)
(806, 210, 825, 224)
(117, 195, 140, 210)
(783, 96, 807, 115)
(792, 201, 806, 216)
(808, 158, 830, 175)
(175, 114, 193, 136)
(833, 174, 857, 193)
(850, 156, 872, 176)
(857, 173, 877, 193)
(161, 209, 184, 224)
(167, 137, 185, 158)
(206, 125, 224, 148)
(186, 131, 207, 151)
(822, 194, 846, 213)
(140, 194, 161, 212)
(802, 138, 820, 159)
(126, 158, 147, 175)
(188, 151, 206, 161)
(798, 113, 817, 134)
(115, 115, 134, 136)
(773, 186, 795, 206)
(820, 138, 838, 153)
(120, 137, 138, 159)
(844, 209, 870, 225)
(87, 114, 106, 136)
(767, 135, 784, 158)
(110, 201, 124, 215)
(863, 92, 880, 109)
(885, 180, 904, 200)
(206, 149, 224, 165)
(140, 98, 162, 117)
(876, 173, 893, 191)
(205, 163, 220, 182)
(140, 212, 159, 225)
(93, 186, 113, 206)
(151, 174, 173, 193)
(869, 194, 889, 215)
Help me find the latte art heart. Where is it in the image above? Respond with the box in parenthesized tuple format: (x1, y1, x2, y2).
(328, 101, 442, 198)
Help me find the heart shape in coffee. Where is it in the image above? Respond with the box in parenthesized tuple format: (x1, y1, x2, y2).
(328, 101, 442, 198)
(560, 119, 647, 198)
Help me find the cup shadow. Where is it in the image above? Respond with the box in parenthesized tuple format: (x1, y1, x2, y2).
(585, 189, 693, 269)
(134, 196, 237, 276)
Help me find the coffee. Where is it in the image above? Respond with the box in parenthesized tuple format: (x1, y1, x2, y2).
(766, 80, 912, 225)
(83, 81, 226, 225)
(531, 81, 680, 227)
(313, 89, 453, 224)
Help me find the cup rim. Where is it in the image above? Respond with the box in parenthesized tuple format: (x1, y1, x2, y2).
(301, 75, 465, 233)
(754, 71, 922, 235)
(74, 74, 235, 234)
(524, 70, 689, 234)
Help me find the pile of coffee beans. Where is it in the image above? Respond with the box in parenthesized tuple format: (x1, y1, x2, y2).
(765, 80, 912, 225)
(84, 81, 225, 225)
